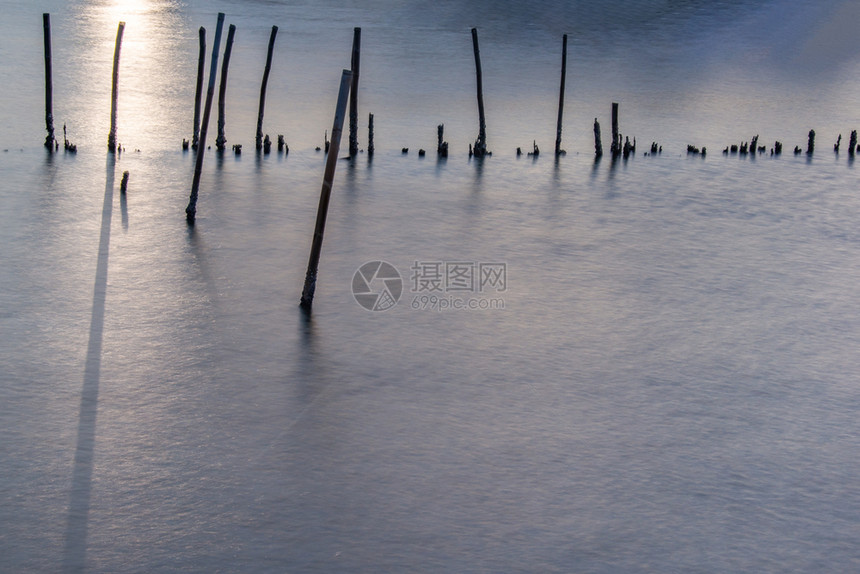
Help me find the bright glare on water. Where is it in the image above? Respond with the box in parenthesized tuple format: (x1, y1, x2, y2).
(2, 1, 860, 572)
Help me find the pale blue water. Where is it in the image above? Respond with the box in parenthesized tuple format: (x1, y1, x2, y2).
(2, 1, 860, 572)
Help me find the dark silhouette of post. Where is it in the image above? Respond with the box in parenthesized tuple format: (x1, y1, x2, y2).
(256, 25, 278, 151)
(610, 102, 619, 158)
(555, 34, 567, 156)
(593, 118, 603, 157)
(107, 22, 125, 153)
(367, 112, 374, 156)
(300, 69, 353, 311)
(215, 23, 236, 152)
(192, 27, 205, 150)
(43, 14, 56, 150)
(807, 129, 815, 156)
(186, 13, 225, 224)
(349, 27, 361, 158)
(471, 28, 487, 157)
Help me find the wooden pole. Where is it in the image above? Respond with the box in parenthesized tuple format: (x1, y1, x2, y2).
(107, 22, 125, 153)
(192, 27, 205, 150)
(43, 14, 56, 151)
(367, 112, 374, 156)
(555, 34, 567, 156)
(215, 23, 236, 152)
(806, 129, 815, 156)
(185, 13, 225, 224)
(593, 118, 603, 157)
(471, 28, 487, 157)
(349, 27, 361, 158)
(300, 69, 353, 311)
(256, 25, 278, 151)
(610, 102, 619, 158)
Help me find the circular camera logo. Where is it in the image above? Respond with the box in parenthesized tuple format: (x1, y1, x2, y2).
(352, 261, 403, 311)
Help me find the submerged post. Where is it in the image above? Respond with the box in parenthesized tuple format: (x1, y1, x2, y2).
(555, 34, 567, 156)
(300, 69, 353, 311)
(471, 28, 487, 157)
(215, 23, 236, 152)
(43, 14, 56, 150)
(806, 129, 815, 156)
(256, 25, 278, 151)
(192, 27, 205, 150)
(610, 102, 619, 158)
(367, 112, 374, 156)
(107, 22, 125, 153)
(593, 118, 603, 157)
(349, 27, 361, 158)
(185, 13, 226, 224)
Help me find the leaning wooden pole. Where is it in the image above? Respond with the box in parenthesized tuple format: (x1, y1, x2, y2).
(192, 26, 205, 150)
(215, 23, 236, 152)
(107, 21, 125, 153)
(256, 25, 278, 151)
(555, 34, 567, 156)
(300, 69, 353, 311)
(471, 27, 487, 157)
(348, 27, 361, 158)
(185, 13, 225, 224)
(43, 14, 56, 150)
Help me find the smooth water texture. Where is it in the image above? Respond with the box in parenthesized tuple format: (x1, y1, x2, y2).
(2, 1, 860, 572)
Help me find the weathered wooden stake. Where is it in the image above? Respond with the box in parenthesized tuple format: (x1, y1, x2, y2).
(806, 129, 815, 156)
(471, 28, 488, 157)
(107, 22, 125, 153)
(215, 23, 236, 152)
(437, 124, 448, 157)
(192, 27, 205, 150)
(43, 14, 56, 151)
(256, 25, 278, 151)
(120, 171, 129, 193)
(610, 102, 619, 158)
(349, 27, 361, 158)
(555, 34, 567, 156)
(300, 69, 353, 311)
(849, 131, 857, 157)
(367, 112, 374, 156)
(185, 13, 225, 224)
(593, 118, 603, 157)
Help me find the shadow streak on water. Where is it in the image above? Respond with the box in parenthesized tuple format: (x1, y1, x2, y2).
(61, 154, 116, 573)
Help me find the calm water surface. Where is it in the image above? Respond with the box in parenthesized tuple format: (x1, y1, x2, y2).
(2, 1, 860, 572)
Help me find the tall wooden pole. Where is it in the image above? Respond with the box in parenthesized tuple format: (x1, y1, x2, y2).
(349, 27, 361, 158)
(367, 112, 374, 156)
(192, 27, 205, 150)
(610, 102, 619, 158)
(300, 69, 353, 311)
(107, 22, 125, 153)
(186, 13, 225, 224)
(215, 23, 236, 152)
(256, 25, 278, 151)
(555, 34, 567, 156)
(471, 28, 487, 157)
(43, 14, 56, 150)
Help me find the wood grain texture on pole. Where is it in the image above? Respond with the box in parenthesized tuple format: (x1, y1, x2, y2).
(300, 69, 353, 311)
(43, 14, 56, 150)
(555, 34, 567, 156)
(471, 27, 487, 157)
(349, 27, 361, 158)
(215, 23, 236, 152)
(192, 27, 205, 150)
(256, 25, 278, 151)
(107, 22, 125, 153)
(186, 13, 225, 223)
